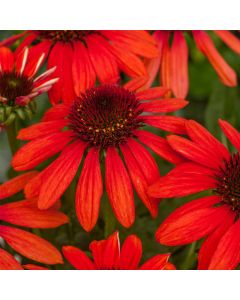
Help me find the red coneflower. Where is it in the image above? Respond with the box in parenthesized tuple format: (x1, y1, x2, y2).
(149, 119, 240, 270)
(0, 171, 69, 266)
(8, 30, 160, 104)
(0, 46, 58, 127)
(62, 231, 175, 270)
(145, 30, 239, 98)
(12, 81, 187, 231)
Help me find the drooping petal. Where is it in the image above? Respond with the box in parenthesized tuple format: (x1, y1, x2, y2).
(140, 98, 188, 113)
(156, 206, 229, 246)
(0, 225, 63, 265)
(0, 47, 14, 72)
(144, 115, 187, 134)
(193, 30, 237, 87)
(120, 139, 160, 217)
(219, 119, 240, 152)
(214, 30, 240, 54)
(0, 248, 23, 270)
(208, 218, 240, 270)
(0, 199, 69, 228)
(38, 140, 86, 210)
(120, 235, 142, 270)
(76, 148, 103, 232)
(136, 130, 185, 164)
(18, 119, 68, 140)
(148, 163, 216, 199)
(72, 41, 96, 96)
(62, 246, 95, 270)
(12, 131, 72, 171)
(0, 171, 38, 200)
(123, 77, 148, 92)
(86, 34, 119, 84)
(198, 209, 235, 270)
(140, 254, 170, 270)
(170, 31, 189, 98)
(160, 32, 171, 91)
(105, 147, 135, 228)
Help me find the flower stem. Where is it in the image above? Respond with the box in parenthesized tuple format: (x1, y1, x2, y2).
(180, 242, 197, 270)
(6, 120, 19, 155)
(103, 196, 117, 238)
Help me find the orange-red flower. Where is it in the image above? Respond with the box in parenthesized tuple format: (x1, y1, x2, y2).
(12, 81, 187, 231)
(0, 171, 68, 267)
(145, 30, 240, 98)
(149, 119, 240, 270)
(63, 231, 175, 270)
(9, 30, 160, 105)
(0, 46, 58, 126)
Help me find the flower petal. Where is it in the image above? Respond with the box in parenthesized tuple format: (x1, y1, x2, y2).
(193, 30, 237, 87)
(136, 130, 185, 164)
(0, 248, 23, 270)
(0, 199, 69, 228)
(148, 163, 216, 199)
(0, 171, 38, 200)
(62, 246, 95, 270)
(209, 218, 240, 270)
(0, 225, 63, 265)
(86, 34, 119, 84)
(72, 41, 96, 96)
(120, 235, 142, 270)
(0, 47, 14, 72)
(38, 140, 86, 210)
(144, 115, 187, 134)
(120, 139, 160, 217)
(105, 147, 135, 228)
(12, 131, 72, 171)
(219, 119, 240, 153)
(140, 98, 188, 113)
(156, 206, 228, 246)
(170, 31, 189, 98)
(42, 104, 69, 122)
(18, 119, 68, 141)
(214, 30, 240, 54)
(136, 87, 170, 100)
(198, 208, 235, 270)
(140, 254, 170, 270)
(76, 148, 103, 232)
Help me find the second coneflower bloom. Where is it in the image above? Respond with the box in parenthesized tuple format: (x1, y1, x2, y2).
(0, 46, 58, 127)
(149, 119, 240, 270)
(12, 81, 187, 231)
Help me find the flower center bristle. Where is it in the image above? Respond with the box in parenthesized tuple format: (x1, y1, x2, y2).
(0, 71, 33, 105)
(38, 30, 98, 43)
(214, 153, 240, 212)
(68, 85, 144, 149)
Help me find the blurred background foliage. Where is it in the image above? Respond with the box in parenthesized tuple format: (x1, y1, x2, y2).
(0, 30, 240, 269)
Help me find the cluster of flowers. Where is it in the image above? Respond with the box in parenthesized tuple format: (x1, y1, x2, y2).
(0, 30, 240, 270)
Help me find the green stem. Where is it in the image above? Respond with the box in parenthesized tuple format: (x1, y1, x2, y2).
(103, 196, 117, 238)
(6, 120, 19, 155)
(180, 242, 197, 270)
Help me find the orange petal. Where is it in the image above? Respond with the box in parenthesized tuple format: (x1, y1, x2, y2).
(170, 31, 189, 98)
(193, 30, 237, 87)
(38, 140, 86, 209)
(0, 248, 23, 270)
(214, 30, 240, 54)
(76, 148, 103, 232)
(105, 147, 135, 228)
(120, 235, 142, 269)
(62, 246, 95, 270)
(140, 254, 170, 270)
(0, 225, 63, 265)
(0, 171, 38, 200)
